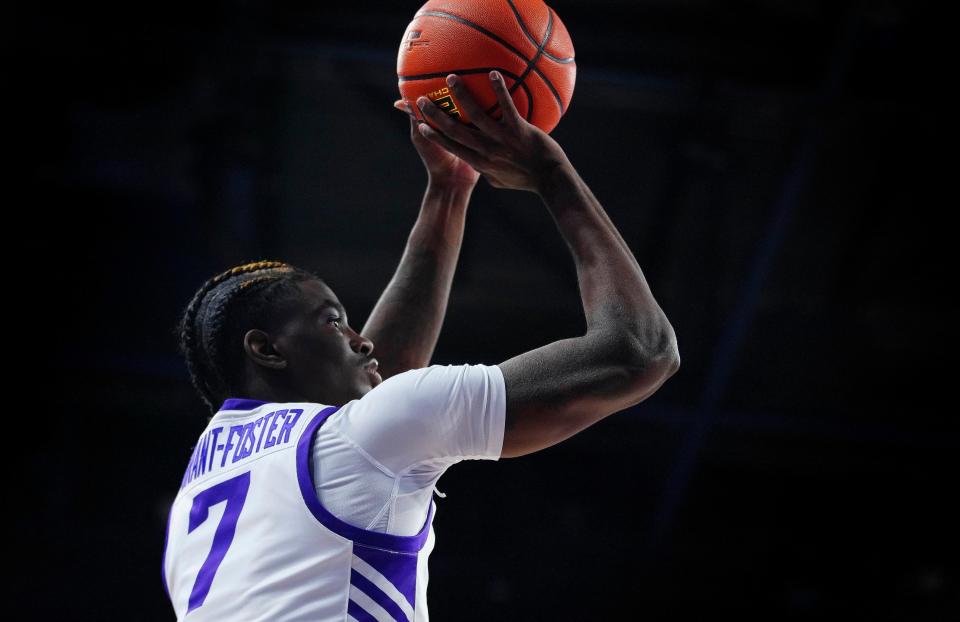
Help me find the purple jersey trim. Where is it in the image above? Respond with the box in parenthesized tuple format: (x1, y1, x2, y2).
(161, 502, 174, 599)
(220, 398, 270, 411)
(295, 406, 435, 553)
(350, 569, 411, 622)
(353, 544, 418, 608)
(348, 598, 378, 621)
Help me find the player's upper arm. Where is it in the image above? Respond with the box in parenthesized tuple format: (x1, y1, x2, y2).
(497, 331, 680, 459)
(337, 364, 506, 474)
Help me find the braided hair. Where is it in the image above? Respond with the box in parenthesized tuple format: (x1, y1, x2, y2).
(177, 260, 322, 413)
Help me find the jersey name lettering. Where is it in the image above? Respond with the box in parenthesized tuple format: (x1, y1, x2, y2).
(179, 408, 303, 490)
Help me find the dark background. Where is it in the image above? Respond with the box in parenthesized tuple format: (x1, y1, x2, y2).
(21, 0, 956, 619)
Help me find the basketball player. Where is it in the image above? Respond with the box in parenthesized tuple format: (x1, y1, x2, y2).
(163, 71, 679, 621)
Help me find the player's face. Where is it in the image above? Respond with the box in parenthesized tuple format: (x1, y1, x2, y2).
(272, 279, 381, 405)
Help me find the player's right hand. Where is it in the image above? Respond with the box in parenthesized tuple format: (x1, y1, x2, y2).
(416, 71, 571, 195)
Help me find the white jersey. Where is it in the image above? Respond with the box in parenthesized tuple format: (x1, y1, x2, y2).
(163, 364, 506, 621)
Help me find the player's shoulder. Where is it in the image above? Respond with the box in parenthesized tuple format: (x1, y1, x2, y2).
(369, 363, 500, 393)
(339, 364, 503, 417)
(391, 362, 500, 378)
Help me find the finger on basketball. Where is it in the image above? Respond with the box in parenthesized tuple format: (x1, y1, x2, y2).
(394, 99, 414, 117)
(489, 71, 520, 125)
(444, 74, 500, 136)
(417, 96, 491, 153)
(418, 123, 486, 170)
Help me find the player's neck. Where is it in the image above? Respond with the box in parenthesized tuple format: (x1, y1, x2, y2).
(239, 375, 308, 405)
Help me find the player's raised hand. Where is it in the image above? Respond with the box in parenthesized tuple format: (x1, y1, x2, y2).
(394, 99, 480, 188)
(415, 71, 571, 194)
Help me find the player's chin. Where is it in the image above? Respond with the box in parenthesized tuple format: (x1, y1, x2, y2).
(361, 368, 383, 390)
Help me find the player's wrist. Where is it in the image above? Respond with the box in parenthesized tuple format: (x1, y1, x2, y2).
(423, 176, 476, 210)
(533, 158, 576, 200)
(425, 179, 478, 206)
(426, 173, 478, 191)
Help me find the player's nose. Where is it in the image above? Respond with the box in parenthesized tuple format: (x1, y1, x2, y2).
(347, 326, 374, 356)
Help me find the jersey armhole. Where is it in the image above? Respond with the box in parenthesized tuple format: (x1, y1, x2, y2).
(295, 405, 435, 554)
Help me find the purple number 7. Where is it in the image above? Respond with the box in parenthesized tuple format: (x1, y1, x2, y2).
(186, 471, 251, 612)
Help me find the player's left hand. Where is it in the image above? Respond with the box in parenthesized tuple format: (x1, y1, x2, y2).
(394, 100, 481, 189)
(413, 73, 570, 195)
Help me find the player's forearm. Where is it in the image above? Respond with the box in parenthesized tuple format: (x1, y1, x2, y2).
(362, 181, 473, 379)
(537, 163, 678, 364)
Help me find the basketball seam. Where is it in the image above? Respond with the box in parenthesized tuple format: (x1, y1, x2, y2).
(509, 9, 551, 92)
(503, 2, 566, 114)
(414, 11, 528, 61)
(491, 8, 552, 122)
(413, 9, 565, 114)
(398, 66, 535, 123)
(505, 0, 575, 64)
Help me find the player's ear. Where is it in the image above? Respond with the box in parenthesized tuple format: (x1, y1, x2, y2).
(243, 329, 288, 370)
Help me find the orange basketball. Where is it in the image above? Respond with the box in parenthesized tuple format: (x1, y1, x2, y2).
(397, 0, 576, 134)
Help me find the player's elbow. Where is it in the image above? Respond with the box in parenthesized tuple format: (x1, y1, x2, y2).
(652, 326, 681, 378)
(612, 323, 680, 392)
